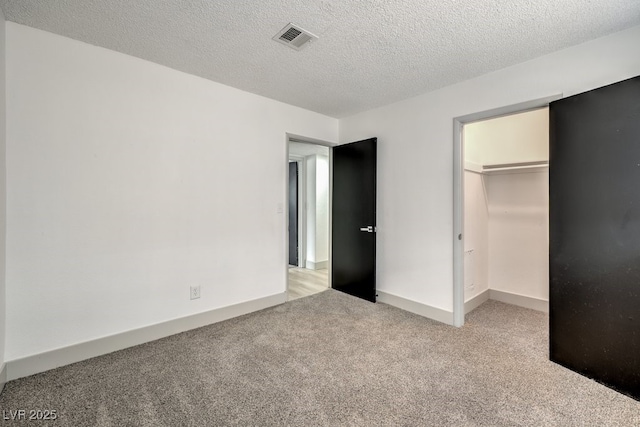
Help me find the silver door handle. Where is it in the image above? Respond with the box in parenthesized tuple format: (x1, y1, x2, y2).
(360, 226, 375, 233)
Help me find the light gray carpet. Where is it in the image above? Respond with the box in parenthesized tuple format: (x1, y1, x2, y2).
(1, 289, 639, 426)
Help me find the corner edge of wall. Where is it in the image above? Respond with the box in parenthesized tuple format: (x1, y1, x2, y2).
(464, 289, 490, 314)
(489, 289, 548, 313)
(377, 291, 454, 326)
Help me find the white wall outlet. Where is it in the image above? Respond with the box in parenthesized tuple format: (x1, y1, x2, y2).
(190, 285, 201, 300)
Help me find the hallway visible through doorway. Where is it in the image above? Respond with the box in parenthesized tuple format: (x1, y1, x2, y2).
(287, 139, 330, 300)
(288, 267, 328, 301)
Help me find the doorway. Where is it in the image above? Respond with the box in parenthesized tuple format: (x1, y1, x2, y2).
(462, 108, 549, 316)
(287, 138, 331, 300)
(452, 95, 561, 327)
(286, 135, 378, 303)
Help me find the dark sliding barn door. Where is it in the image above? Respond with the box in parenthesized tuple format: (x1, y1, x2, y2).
(549, 75, 640, 400)
(288, 162, 298, 266)
(332, 138, 377, 302)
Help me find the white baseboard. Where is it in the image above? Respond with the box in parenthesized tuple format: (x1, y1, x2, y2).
(6, 292, 287, 382)
(305, 260, 328, 270)
(377, 291, 454, 326)
(0, 363, 6, 395)
(489, 289, 548, 313)
(465, 289, 490, 314)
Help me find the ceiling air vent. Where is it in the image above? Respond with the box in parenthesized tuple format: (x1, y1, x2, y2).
(273, 23, 318, 51)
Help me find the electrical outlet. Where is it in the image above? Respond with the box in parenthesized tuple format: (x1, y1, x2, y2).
(190, 285, 201, 300)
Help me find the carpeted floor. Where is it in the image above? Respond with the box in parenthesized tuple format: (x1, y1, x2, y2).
(1, 289, 638, 426)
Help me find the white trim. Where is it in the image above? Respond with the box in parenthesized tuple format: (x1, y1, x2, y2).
(452, 96, 561, 328)
(0, 363, 6, 395)
(288, 134, 337, 147)
(305, 260, 328, 270)
(489, 289, 549, 313)
(377, 291, 454, 326)
(297, 159, 306, 268)
(464, 289, 490, 314)
(328, 147, 333, 288)
(6, 292, 287, 382)
(453, 119, 465, 327)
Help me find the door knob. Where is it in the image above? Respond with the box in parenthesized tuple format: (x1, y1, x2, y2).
(360, 226, 375, 233)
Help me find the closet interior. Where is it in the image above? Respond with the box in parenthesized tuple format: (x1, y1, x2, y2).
(463, 107, 549, 313)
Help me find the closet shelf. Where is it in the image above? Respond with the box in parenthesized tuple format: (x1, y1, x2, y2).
(465, 161, 548, 175)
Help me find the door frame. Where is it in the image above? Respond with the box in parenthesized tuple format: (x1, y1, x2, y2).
(452, 94, 562, 327)
(285, 133, 336, 295)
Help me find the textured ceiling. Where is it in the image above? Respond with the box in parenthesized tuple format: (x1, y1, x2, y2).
(1, 1, 639, 118)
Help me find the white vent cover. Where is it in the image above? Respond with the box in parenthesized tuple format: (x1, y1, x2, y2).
(273, 23, 318, 51)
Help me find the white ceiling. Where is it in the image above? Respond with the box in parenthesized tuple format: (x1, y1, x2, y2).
(1, 0, 639, 118)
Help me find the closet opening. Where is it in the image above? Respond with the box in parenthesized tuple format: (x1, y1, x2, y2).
(452, 95, 562, 327)
(461, 107, 549, 317)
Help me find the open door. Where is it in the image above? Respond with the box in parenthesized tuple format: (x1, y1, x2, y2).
(550, 75, 640, 400)
(332, 138, 377, 302)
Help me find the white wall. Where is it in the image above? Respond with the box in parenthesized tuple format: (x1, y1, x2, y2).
(0, 6, 6, 380)
(305, 155, 317, 264)
(314, 155, 329, 267)
(465, 108, 549, 166)
(303, 153, 329, 269)
(339, 24, 640, 315)
(5, 23, 338, 360)
(486, 171, 549, 300)
(463, 171, 488, 301)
